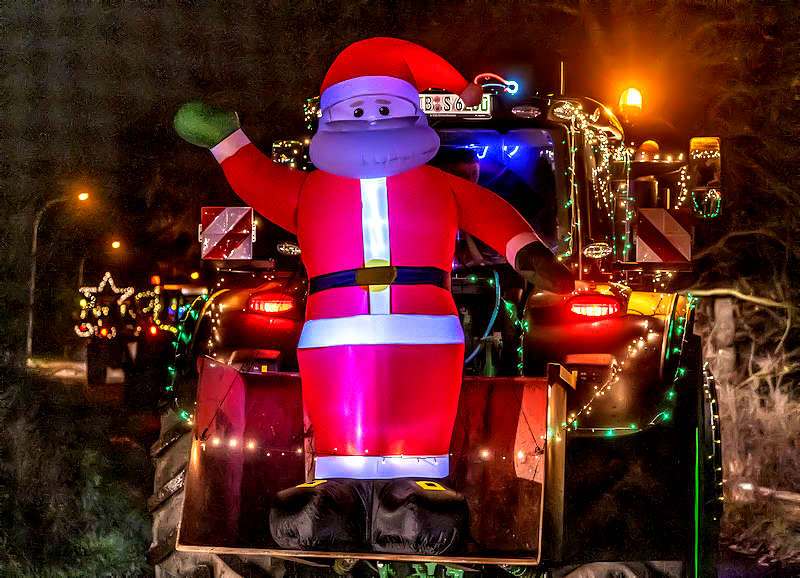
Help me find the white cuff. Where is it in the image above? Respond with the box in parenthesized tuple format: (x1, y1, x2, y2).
(505, 232, 540, 266)
(211, 129, 251, 163)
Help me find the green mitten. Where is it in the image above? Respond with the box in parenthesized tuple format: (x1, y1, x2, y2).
(173, 101, 241, 149)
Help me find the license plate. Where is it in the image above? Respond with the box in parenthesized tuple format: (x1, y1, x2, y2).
(419, 93, 492, 117)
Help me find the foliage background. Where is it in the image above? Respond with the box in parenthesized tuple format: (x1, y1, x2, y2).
(0, 368, 152, 577)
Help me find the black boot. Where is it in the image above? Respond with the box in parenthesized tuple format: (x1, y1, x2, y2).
(371, 479, 469, 555)
(269, 479, 370, 551)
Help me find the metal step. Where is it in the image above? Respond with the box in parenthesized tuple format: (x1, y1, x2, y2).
(151, 422, 191, 458)
(148, 465, 186, 512)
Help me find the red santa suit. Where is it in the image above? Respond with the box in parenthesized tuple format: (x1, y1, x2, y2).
(208, 39, 541, 479)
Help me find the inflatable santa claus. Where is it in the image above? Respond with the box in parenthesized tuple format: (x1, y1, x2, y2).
(175, 37, 573, 555)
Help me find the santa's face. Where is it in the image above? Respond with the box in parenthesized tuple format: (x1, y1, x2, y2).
(310, 93, 440, 179)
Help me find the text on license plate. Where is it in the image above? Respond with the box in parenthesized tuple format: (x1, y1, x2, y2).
(419, 93, 492, 117)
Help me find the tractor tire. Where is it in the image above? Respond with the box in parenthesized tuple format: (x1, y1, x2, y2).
(149, 407, 295, 577)
(148, 407, 256, 577)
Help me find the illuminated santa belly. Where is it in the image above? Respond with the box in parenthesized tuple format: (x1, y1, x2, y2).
(297, 176, 464, 349)
(298, 341, 465, 478)
(296, 178, 464, 479)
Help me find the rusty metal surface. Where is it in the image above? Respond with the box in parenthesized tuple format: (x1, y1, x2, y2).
(149, 466, 187, 512)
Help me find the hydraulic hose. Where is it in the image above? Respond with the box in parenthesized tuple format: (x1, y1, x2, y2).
(464, 270, 501, 365)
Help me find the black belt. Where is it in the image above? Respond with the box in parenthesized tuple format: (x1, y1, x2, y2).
(309, 266, 450, 295)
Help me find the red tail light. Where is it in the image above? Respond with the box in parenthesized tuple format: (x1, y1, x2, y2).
(248, 293, 294, 314)
(568, 295, 621, 318)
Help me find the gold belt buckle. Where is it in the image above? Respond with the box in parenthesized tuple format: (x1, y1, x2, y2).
(355, 263, 397, 290)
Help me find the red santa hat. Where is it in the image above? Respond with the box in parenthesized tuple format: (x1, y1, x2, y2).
(319, 37, 482, 112)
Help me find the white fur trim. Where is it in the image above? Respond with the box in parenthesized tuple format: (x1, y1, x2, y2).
(211, 129, 251, 163)
(506, 232, 540, 266)
(297, 314, 464, 349)
(320, 76, 420, 112)
(315, 455, 449, 479)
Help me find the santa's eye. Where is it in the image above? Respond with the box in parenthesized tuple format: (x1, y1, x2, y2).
(379, 106, 390, 116)
(353, 108, 364, 118)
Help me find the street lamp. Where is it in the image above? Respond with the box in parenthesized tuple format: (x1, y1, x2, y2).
(77, 236, 124, 290)
(26, 191, 90, 360)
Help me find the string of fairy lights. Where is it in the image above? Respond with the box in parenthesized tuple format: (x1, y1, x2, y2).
(674, 165, 690, 208)
(303, 96, 320, 131)
(564, 295, 696, 435)
(551, 101, 633, 265)
(272, 139, 311, 170)
(690, 149, 721, 159)
(692, 188, 722, 218)
(164, 294, 209, 424)
(674, 166, 720, 217)
(189, 301, 699, 463)
(74, 272, 184, 340)
(74, 271, 135, 337)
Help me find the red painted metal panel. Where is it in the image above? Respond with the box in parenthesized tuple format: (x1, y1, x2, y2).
(180, 371, 549, 558)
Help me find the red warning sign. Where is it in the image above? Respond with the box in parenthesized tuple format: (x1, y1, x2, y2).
(636, 208, 693, 263)
(200, 207, 254, 260)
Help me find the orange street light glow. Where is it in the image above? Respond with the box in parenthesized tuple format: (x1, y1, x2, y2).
(77, 191, 90, 201)
(111, 240, 121, 249)
(190, 271, 200, 280)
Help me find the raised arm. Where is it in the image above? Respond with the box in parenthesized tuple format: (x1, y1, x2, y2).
(445, 170, 574, 293)
(174, 102, 305, 233)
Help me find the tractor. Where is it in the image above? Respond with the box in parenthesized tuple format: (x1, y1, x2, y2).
(149, 78, 723, 577)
